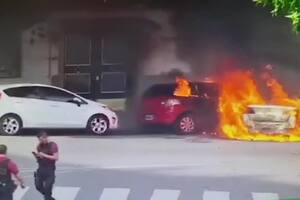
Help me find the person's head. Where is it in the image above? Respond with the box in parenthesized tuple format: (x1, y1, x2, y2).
(0, 144, 7, 155)
(37, 131, 49, 144)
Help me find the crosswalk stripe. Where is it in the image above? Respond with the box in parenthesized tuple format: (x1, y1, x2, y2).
(252, 192, 279, 200)
(150, 189, 181, 200)
(99, 188, 130, 200)
(11, 185, 283, 200)
(13, 186, 29, 200)
(52, 186, 81, 200)
(203, 190, 230, 200)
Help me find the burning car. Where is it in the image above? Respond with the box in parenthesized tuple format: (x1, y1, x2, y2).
(139, 68, 300, 141)
(243, 105, 297, 134)
(139, 78, 219, 134)
(219, 69, 300, 142)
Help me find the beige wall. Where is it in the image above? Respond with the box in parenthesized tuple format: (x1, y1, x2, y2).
(0, 23, 59, 85)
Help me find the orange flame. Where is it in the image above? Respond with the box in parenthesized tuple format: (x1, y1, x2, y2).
(174, 77, 192, 97)
(219, 69, 300, 142)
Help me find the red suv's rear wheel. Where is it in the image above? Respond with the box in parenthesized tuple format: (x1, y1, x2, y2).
(175, 113, 197, 134)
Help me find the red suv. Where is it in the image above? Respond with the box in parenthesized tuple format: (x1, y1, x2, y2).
(138, 81, 219, 134)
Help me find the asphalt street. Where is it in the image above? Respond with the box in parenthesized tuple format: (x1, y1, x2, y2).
(1, 133, 300, 200)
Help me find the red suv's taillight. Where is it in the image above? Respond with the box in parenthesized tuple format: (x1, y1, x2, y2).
(161, 99, 181, 107)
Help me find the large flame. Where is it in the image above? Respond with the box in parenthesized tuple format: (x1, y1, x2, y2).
(219, 69, 300, 142)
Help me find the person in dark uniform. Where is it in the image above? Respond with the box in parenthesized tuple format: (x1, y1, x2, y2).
(0, 144, 25, 200)
(33, 131, 59, 200)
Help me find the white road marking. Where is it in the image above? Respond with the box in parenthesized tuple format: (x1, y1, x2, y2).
(203, 190, 230, 200)
(150, 189, 181, 200)
(252, 192, 279, 200)
(52, 186, 80, 200)
(99, 188, 130, 200)
(13, 186, 29, 200)
(11, 185, 282, 200)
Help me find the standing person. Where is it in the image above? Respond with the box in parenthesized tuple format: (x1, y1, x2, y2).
(0, 144, 25, 200)
(33, 131, 59, 200)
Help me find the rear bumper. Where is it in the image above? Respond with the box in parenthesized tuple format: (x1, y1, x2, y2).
(243, 114, 296, 133)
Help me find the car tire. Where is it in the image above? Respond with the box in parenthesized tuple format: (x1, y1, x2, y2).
(175, 113, 197, 135)
(0, 114, 23, 136)
(86, 114, 110, 135)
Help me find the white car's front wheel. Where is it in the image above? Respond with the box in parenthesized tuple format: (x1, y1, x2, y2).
(87, 115, 110, 135)
(0, 114, 22, 136)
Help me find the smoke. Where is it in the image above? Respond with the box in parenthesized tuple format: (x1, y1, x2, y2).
(141, 11, 191, 76)
(132, 10, 192, 102)
(142, 36, 191, 75)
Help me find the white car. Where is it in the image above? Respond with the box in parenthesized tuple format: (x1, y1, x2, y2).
(0, 84, 118, 135)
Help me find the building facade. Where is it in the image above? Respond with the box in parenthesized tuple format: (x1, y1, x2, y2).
(0, 10, 173, 104)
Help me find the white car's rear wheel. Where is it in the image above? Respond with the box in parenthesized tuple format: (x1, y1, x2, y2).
(0, 114, 22, 135)
(87, 115, 110, 135)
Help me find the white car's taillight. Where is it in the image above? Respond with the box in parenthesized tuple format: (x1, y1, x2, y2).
(111, 117, 117, 124)
(161, 99, 181, 107)
(102, 105, 113, 111)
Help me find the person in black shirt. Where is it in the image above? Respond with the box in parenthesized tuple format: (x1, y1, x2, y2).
(33, 131, 59, 200)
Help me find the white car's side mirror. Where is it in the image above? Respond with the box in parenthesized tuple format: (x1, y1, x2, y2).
(71, 97, 83, 107)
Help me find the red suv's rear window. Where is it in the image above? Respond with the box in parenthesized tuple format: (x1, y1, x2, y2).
(143, 82, 218, 98)
(143, 84, 176, 97)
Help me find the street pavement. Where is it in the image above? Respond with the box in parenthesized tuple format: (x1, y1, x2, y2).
(1, 133, 300, 200)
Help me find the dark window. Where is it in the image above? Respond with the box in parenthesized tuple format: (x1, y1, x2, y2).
(0, 31, 21, 78)
(196, 83, 219, 98)
(189, 83, 200, 96)
(101, 35, 131, 64)
(38, 87, 76, 102)
(143, 84, 176, 97)
(4, 86, 39, 99)
(101, 72, 126, 93)
(65, 36, 91, 65)
(64, 73, 91, 94)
